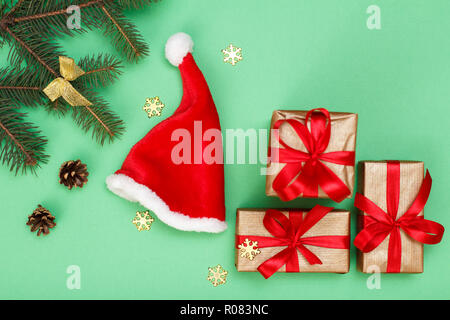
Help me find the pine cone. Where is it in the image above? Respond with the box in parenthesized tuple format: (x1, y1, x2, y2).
(26, 205, 56, 236)
(59, 160, 89, 190)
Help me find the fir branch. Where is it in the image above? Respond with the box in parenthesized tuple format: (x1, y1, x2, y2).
(75, 54, 123, 88)
(12, 0, 101, 23)
(0, 67, 46, 107)
(71, 89, 125, 145)
(6, 0, 24, 16)
(0, 0, 150, 175)
(0, 98, 48, 174)
(4, 24, 62, 81)
(44, 98, 70, 117)
(1, 0, 151, 63)
(100, 2, 149, 62)
(11, 0, 101, 37)
(16, 1, 103, 34)
(0, 2, 13, 47)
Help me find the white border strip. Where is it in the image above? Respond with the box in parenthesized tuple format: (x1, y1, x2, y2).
(106, 174, 227, 233)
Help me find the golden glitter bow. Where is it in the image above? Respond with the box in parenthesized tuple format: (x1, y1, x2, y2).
(43, 56, 92, 107)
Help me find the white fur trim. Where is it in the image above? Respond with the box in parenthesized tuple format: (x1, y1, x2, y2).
(165, 32, 194, 67)
(106, 174, 227, 233)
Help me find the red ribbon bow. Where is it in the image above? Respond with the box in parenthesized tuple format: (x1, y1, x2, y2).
(270, 108, 355, 202)
(354, 161, 445, 273)
(236, 205, 350, 279)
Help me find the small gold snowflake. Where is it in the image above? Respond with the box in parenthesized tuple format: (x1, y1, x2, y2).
(132, 210, 154, 231)
(207, 264, 228, 287)
(143, 97, 165, 118)
(238, 238, 261, 261)
(221, 44, 242, 66)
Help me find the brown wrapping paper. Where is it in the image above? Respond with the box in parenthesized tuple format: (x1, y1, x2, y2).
(235, 208, 350, 273)
(265, 110, 358, 199)
(357, 161, 425, 273)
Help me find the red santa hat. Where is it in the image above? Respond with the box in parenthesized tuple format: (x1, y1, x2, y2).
(106, 33, 226, 233)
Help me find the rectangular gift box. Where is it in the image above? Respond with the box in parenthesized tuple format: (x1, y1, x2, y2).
(357, 161, 425, 273)
(265, 110, 358, 200)
(235, 208, 350, 274)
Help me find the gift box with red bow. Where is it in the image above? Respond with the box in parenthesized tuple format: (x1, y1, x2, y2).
(266, 108, 357, 202)
(355, 161, 445, 273)
(235, 205, 350, 278)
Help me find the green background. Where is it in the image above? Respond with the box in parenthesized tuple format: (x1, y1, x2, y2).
(1, 0, 449, 299)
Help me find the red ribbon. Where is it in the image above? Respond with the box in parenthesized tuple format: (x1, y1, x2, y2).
(270, 108, 355, 202)
(236, 205, 350, 279)
(354, 161, 445, 273)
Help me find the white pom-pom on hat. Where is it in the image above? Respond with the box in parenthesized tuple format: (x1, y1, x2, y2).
(165, 32, 194, 67)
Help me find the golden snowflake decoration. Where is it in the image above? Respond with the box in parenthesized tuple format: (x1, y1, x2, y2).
(221, 44, 242, 66)
(238, 238, 261, 261)
(207, 264, 228, 287)
(143, 96, 165, 118)
(132, 210, 154, 231)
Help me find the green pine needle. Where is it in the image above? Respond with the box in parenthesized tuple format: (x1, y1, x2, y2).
(100, 2, 149, 62)
(44, 98, 70, 118)
(75, 54, 123, 89)
(0, 98, 49, 175)
(5, 23, 64, 82)
(71, 89, 125, 145)
(0, 67, 46, 107)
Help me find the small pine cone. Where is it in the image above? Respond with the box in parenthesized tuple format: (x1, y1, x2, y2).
(26, 205, 56, 236)
(59, 160, 89, 190)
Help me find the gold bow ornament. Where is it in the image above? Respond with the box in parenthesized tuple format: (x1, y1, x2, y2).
(43, 56, 92, 107)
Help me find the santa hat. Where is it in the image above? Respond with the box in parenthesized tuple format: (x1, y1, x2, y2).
(106, 33, 227, 233)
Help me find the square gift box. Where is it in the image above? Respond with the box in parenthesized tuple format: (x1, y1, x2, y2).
(235, 206, 350, 278)
(265, 109, 358, 202)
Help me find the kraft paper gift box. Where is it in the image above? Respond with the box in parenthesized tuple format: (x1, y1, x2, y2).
(266, 109, 358, 202)
(355, 161, 445, 273)
(235, 206, 350, 278)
